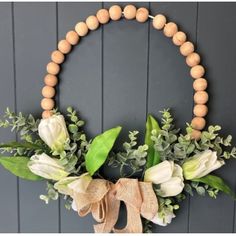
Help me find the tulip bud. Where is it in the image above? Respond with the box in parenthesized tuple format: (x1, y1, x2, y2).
(54, 172, 92, 195)
(183, 150, 225, 180)
(144, 161, 184, 197)
(28, 153, 69, 181)
(38, 115, 69, 153)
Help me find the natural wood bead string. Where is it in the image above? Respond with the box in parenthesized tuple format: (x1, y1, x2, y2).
(41, 4, 209, 140)
(136, 7, 149, 23)
(180, 41, 194, 56)
(58, 39, 72, 54)
(42, 86, 55, 98)
(163, 22, 178, 37)
(109, 5, 122, 21)
(193, 104, 208, 117)
(51, 50, 65, 64)
(153, 14, 166, 30)
(86, 15, 99, 30)
(46, 62, 60, 75)
(123, 5, 137, 20)
(186, 52, 200, 67)
(66, 31, 80, 45)
(172, 31, 187, 46)
(44, 74, 58, 87)
(75, 22, 89, 37)
(97, 9, 110, 24)
(193, 78, 207, 91)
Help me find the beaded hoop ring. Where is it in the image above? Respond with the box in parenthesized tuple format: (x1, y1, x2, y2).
(41, 4, 208, 140)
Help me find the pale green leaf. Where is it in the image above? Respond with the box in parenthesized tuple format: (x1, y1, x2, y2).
(0, 156, 43, 181)
(85, 126, 122, 176)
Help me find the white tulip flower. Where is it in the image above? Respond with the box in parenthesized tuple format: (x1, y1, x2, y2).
(28, 153, 69, 181)
(183, 150, 225, 180)
(144, 160, 184, 197)
(38, 115, 69, 153)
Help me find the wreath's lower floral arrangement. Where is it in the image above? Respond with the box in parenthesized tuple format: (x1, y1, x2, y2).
(0, 107, 236, 233)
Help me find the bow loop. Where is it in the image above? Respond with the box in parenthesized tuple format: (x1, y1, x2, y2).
(71, 178, 158, 233)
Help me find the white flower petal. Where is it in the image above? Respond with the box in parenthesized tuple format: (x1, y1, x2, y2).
(144, 161, 173, 184)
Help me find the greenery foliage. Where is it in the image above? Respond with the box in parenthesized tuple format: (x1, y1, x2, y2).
(0, 107, 236, 232)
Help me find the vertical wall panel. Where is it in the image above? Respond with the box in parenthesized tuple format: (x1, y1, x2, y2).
(148, 3, 197, 233)
(13, 3, 59, 232)
(102, 2, 149, 229)
(189, 3, 236, 232)
(0, 3, 18, 232)
(103, 2, 149, 141)
(58, 2, 102, 233)
(0, 2, 236, 233)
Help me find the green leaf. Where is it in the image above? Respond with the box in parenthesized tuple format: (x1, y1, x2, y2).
(192, 174, 236, 199)
(0, 156, 43, 181)
(145, 114, 161, 168)
(85, 126, 122, 176)
(0, 141, 43, 151)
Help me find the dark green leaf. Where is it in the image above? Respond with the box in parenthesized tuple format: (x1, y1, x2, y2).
(0, 141, 43, 150)
(192, 174, 236, 199)
(145, 114, 161, 169)
(85, 126, 122, 176)
(0, 156, 43, 181)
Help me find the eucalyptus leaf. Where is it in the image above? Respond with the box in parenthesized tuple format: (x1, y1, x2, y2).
(0, 141, 43, 151)
(0, 156, 43, 181)
(192, 174, 236, 199)
(85, 126, 122, 176)
(145, 114, 161, 169)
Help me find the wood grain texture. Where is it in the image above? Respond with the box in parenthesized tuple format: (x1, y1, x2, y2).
(0, 2, 236, 233)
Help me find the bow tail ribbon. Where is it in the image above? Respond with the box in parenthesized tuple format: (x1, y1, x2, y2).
(72, 178, 158, 233)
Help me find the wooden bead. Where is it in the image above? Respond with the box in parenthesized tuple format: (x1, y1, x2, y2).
(193, 104, 208, 117)
(41, 98, 55, 110)
(96, 9, 110, 24)
(58, 39, 72, 54)
(86, 15, 99, 30)
(153, 14, 166, 30)
(42, 110, 53, 119)
(51, 50, 65, 64)
(172, 31, 187, 46)
(46, 62, 60, 75)
(163, 22, 178, 37)
(193, 78, 207, 91)
(190, 129, 202, 140)
(191, 117, 206, 131)
(194, 91, 209, 104)
(190, 65, 205, 79)
(109, 5, 122, 21)
(66, 31, 79, 45)
(180, 41, 194, 56)
(44, 74, 58, 87)
(136, 7, 149, 23)
(186, 52, 200, 67)
(42, 86, 55, 98)
(75, 22, 89, 37)
(123, 5, 136, 20)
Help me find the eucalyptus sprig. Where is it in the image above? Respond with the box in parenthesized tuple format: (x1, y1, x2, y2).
(108, 131, 148, 177)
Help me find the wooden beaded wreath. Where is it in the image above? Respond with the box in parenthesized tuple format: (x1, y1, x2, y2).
(2, 4, 236, 234)
(41, 4, 208, 141)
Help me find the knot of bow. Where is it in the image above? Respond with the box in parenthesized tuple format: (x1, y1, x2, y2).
(71, 178, 158, 233)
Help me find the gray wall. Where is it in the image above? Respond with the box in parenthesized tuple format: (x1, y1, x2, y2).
(0, 2, 236, 233)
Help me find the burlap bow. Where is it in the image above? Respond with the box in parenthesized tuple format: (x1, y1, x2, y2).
(71, 178, 158, 233)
